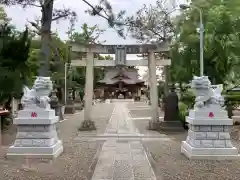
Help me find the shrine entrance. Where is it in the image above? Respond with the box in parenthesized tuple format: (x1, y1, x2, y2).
(70, 43, 170, 128)
(97, 66, 145, 99)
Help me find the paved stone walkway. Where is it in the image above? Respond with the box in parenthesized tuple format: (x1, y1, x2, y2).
(91, 102, 157, 180)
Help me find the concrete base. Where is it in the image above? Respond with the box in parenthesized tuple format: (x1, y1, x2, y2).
(7, 140, 63, 159)
(75, 103, 83, 110)
(64, 105, 75, 114)
(148, 120, 161, 130)
(159, 121, 184, 131)
(181, 141, 240, 160)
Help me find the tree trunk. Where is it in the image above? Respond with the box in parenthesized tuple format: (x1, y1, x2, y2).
(38, 0, 54, 77)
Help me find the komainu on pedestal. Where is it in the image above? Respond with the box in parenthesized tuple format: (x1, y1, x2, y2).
(181, 76, 240, 160)
(7, 76, 63, 159)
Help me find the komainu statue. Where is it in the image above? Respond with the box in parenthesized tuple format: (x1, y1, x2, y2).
(191, 76, 224, 109)
(21, 76, 53, 109)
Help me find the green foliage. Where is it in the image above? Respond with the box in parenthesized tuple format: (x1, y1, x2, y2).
(68, 23, 110, 97)
(180, 90, 195, 109)
(126, 1, 174, 43)
(179, 102, 188, 123)
(0, 27, 31, 104)
(68, 23, 105, 44)
(169, 0, 240, 85)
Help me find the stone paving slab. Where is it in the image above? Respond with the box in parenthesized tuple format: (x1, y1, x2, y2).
(91, 102, 157, 180)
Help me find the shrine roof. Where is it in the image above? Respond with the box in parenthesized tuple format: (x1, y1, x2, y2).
(98, 67, 144, 85)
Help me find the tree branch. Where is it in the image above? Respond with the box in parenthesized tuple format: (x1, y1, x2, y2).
(27, 19, 41, 31)
(22, 2, 41, 7)
(52, 14, 69, 21)
(52, 8, 77, 22)
(82, 0, 172, 40)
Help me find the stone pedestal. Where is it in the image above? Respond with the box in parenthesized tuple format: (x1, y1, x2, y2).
(181, 106, 240, 160)
(7, 106, 63, 158)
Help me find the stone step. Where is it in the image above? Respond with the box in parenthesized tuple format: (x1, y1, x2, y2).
(77, 134, 167, 138)
(74, 137, 172, 142)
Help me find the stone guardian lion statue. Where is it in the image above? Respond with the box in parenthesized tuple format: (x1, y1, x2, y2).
(191, 76, 224, 109)
(21, 76, 53, 109)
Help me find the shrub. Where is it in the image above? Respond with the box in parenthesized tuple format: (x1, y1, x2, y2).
(179, 102, 188, 122)
(180, 90, 195, 109)
(179, 102, 189, 129)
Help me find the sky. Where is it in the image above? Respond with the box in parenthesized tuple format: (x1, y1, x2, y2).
(4, 0, 183, 77)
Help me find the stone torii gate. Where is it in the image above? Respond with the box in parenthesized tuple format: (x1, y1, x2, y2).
(70, 43, 170, 129)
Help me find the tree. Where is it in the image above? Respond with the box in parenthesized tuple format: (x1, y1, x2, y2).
(0, 7, 31, 109)
(0, 27, 31, 108)
(126, 0, 174, 95)
(27, 33, 68, 102)
(68, 23, 105, 45)
(126, 0, 175, 43)
(68, 23, 112, 100)
(170, 0, 240, 86)
(3, 0, 76, 77)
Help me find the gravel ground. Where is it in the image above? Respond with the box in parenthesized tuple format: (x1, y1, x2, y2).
(1, 103, 113, 180)
(133, 119, 240, 180)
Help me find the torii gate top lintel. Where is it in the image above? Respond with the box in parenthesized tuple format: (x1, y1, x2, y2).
(70, 41, 169, 54)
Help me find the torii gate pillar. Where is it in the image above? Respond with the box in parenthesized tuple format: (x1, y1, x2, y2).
(84, 52, 94, 121)
(148, 51, 159, 129)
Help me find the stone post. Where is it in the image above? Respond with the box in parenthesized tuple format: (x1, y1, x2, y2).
(148, 51, 159, 130)
(50, 89, 59, 115)
(64, 88, 75, 114)
(181, 76, 240, 160)
(50, 89, 64, 121)
(7, 77, 63, 158)
(84, 52, 94, 121)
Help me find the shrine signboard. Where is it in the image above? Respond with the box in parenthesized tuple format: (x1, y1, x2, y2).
(115, 45, 126, 65)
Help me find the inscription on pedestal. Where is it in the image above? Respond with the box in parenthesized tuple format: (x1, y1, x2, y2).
(16, 131, 57, 139)
(14, 138, 57, 147)
(17, 124, 56, 132)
